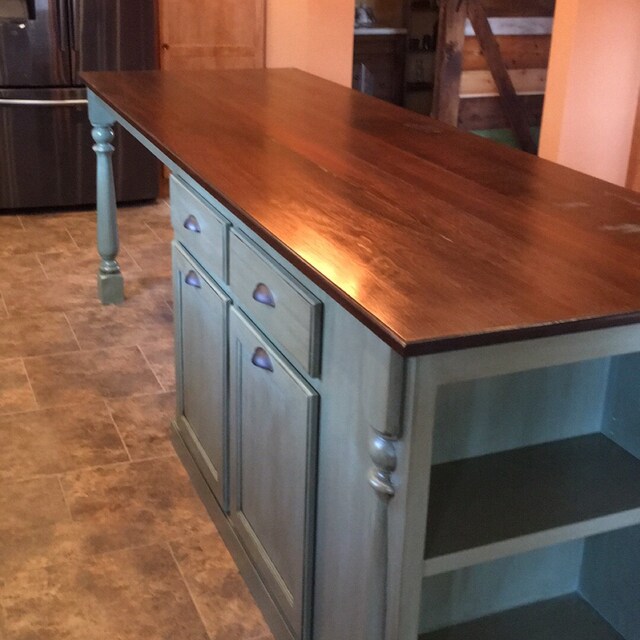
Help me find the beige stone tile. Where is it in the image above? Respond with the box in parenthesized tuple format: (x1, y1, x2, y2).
(0, 216, 24, 232)
(0, 312, 78, 360)
(0, 402, 128, 481)
(140, 340, 176, 391)
(1, 278, 98, 316)
(60, 457, 214, 548)
(107, 392, 175, 460)
(0, 226, 76, 257)
(0, 545, 209, 640)
(0, 254, 47, 287)
(171, 533, 273, 640)
(66, 297, 173, 351)
(126, 272, 173, 304)
(0, 477, 70, 532)
(126, 240, 172, 277)
(37, 246, 140, 282)
(19, 210, 93, 230)
(122, 201, 173, 243)
(0, 359, 36, 415)
(24, 346, 162, 408)
(66, 209, 163, 249)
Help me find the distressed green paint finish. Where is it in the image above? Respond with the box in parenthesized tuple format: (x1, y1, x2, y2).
(88, 92, 124, 304)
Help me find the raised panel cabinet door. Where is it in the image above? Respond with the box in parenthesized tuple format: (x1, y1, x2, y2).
(158, 0, 265, 70)
(174, 244, 230, 509)
(229, 308, 319, 639)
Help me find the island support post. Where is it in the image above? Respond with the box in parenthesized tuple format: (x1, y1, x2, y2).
(88, 91, 124, 304)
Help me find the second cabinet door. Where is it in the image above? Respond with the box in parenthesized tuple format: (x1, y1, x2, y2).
(229, 308, 319, 639)
(174, 243, 230, 509)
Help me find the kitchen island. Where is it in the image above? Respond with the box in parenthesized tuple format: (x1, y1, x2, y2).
(84, 69, 640, 640)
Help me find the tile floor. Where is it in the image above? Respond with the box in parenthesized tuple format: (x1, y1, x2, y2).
(0, 202, 273, 640)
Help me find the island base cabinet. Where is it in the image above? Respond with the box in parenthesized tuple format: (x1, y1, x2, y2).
(173, 243, 230, 510)
(229, 308, 318, 640)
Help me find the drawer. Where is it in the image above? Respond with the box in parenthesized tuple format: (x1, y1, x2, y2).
(229, 230, 322, 377)
(170, 175, 228, 282)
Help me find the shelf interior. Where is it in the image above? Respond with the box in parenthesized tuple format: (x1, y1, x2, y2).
(418, 593, 624, 640)
(424, 433, 640, 568)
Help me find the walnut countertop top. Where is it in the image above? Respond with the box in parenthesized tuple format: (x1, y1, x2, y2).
(83, 69, 640, 356)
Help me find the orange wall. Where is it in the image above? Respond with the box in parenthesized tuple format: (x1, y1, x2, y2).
(266, 0, 355, 87)
(539, 0, 640, 186)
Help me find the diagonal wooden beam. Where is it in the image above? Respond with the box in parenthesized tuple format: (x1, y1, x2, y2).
(432, 0, 468, 126)
(466, 0, 537, 153)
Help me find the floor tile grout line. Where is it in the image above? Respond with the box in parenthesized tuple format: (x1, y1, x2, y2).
(64, 225, 81, 250)
(0, 389, 175, 419)
(103, 399, 134, 463)
(0, 293, 8, 318)
(33, 252, 51, 281)
(17, 357, 39, 410)
(168, 542, 215, 640)
(138, 344, 168, 393)
(0, 392, 168, 420)
(2, 452, 179, 485)
(62, 311, 83, 352)
(56, 474, 74, 522)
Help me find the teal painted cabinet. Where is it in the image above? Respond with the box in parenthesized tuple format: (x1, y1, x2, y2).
(229, 307, 319, 640)
(173, 243, 230, 509)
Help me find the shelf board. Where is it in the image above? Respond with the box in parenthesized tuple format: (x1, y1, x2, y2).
(419, 593, 624, 640)
(424, 433, 640, 576)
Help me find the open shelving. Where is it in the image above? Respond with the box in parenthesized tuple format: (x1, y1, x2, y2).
(417, 351, 640, 640)
(419, 594, 624, 640)
(424, 432, 640, 576)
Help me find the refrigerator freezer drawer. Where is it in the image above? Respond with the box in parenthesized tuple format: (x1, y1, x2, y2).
(0, 88, 159, 210)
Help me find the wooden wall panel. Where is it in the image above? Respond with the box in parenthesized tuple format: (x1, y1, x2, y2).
(480, 0, 555, 17)
(159, 0, 265, 70)
(463, 35, 550, 71)
(460, 68, 547, 97)
(458, 95, 544, 130)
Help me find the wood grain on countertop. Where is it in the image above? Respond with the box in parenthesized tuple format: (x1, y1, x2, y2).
(83, 69, 640, 356)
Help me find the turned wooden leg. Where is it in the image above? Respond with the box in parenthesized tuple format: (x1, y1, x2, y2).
(367, 430, 398, 640)
(89, 96, 124, 304)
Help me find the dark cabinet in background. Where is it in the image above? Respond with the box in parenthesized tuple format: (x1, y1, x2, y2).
(352, 33, 406, 106)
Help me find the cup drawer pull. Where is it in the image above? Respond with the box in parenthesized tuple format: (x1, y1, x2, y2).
(252, 283, 276, 307)
(251, 347, 273, 372)
(185, 270, 202, 288)
(183, 214, 201, 233)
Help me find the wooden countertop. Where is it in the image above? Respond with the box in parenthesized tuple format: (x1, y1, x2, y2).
(83, 69, 640, 357)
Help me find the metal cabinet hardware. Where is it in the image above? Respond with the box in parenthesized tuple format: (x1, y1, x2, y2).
(252, 282, 276, 307)
(251, 347, 274, 372)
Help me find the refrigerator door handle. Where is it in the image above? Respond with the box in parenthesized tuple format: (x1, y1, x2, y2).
(69, 0, 77, 51)
(0, 98, 88, 106)
(55, 0, 70, 52)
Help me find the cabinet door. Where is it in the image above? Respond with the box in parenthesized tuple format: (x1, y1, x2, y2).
(229, 308, 318, 639)
(173, 244, 230, 509)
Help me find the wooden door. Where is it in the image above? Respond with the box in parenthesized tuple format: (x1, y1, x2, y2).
(229, 308, 318, 639)
(158, 0, 265, 70)
(174, 245, 230, 509)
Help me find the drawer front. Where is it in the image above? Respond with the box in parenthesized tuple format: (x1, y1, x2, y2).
(229, 230, 322, 377)
(170, 175, 228, 282)
(229, 308, 318, 639)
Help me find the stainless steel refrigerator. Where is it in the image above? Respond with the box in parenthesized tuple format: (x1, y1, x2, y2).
(0, 0, 159, 210)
